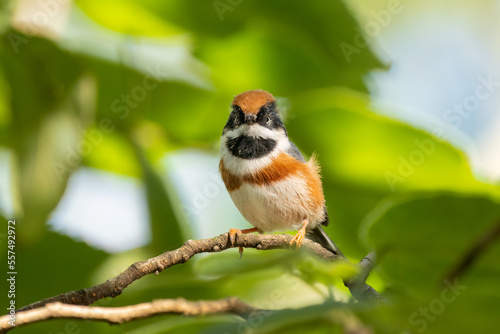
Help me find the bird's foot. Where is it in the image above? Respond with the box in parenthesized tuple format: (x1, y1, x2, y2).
(228, 228, 241, 247)
(228, 227, 259, 257)
(290, 220, 308, 248)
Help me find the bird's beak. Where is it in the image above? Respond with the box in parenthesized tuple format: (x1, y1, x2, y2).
(245, 114, 257, 124)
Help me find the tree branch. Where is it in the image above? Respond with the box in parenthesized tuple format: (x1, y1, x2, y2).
(0, 298, 256, 332)
(13, 232, 383, 327)
(18, 233, 339, 312)
(345, 252, 388, 303)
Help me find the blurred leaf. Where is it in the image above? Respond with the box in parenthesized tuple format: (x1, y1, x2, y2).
(77, 58, 150, 130)
(207, 302, 352, 334)
(82, 130, 142, 177)
(0, 3, 11, 34)
(297, 258, 358, 287)
(143, 0, 384, 94)
(0, 32, 85, 242)
(144, 83, 223, 145)
(194, 249, 296, 277)
(287, 87, 499, 257)
(75, 0, 185, 36)
(110, 267, 222, 308)
(3, 230, 111, 334)
(61, 8, 211, 88)
(0, 231, 107, 313)
(195, 248, 357, 292)
(361, 192, 500, 334)
(73, 54, 215, 152)
(124, 315, 241, 334)
(90, 247, 151, 285)
(12, 319, 109, 334)
(0, 65, 9, 137)
(132, 141, 186, 254)
(363, 193, 500, 295)
(75, 0, 382, 102)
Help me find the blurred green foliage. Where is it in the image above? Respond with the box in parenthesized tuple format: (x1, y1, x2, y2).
(1, 0, 499, 333)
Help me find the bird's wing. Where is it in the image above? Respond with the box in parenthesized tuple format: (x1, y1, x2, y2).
(287, 142, 306, 162)
(307, 224, 344, 257)
(288, 141, 329, 226)
(320, 207, 329, 226)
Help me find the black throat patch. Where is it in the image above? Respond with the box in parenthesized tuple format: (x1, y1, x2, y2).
(226, 135, 277, 159)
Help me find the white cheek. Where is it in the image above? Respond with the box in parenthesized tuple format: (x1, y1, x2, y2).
(245, 124, 276, 138)
(220, 129, 290, 176)
(224, 124, 278, 139)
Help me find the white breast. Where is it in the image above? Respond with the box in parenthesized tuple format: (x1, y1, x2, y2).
(228, 176, 324, 233)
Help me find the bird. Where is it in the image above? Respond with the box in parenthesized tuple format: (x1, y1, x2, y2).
(219, 89, 343, 257)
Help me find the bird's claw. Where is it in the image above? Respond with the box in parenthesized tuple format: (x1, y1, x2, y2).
(228, 227, 259, 258)
(289, 230, 305, 247)
(228, 229, 245, 258)
(228, 228, 241, 247)
(290, 220, 308, 248)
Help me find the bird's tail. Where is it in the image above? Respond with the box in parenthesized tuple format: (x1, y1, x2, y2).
(308, 225, 345, 258)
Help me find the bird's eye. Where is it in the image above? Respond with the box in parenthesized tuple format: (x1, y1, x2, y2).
(232, 107, 243, 128)
(266, 116, 271, 124)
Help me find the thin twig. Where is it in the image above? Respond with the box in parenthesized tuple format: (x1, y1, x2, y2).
(445, 220, 500, 282)
(345, 252, 388, 303)
(0, 298, 255, 332)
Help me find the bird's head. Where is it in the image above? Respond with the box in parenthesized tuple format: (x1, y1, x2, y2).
(222, 89, 286, 136)
(221, 90, 288, 160)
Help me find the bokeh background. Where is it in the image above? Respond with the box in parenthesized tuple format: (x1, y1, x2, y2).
(1, 0, 500, 333)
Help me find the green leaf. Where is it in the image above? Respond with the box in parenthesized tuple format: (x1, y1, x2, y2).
(194, 248, 296, 277)
(142, 82, 224, 145)
(0, 65, 9, 141)
(362, 192, 500, 334)
(195, 247, 356, 289)
(72, 56, 215, 152)
(1, 231, 108, 312)
(132, 141, 187, 254)
(124, 315, 241, 334)
(82, 130, 142, 177)
(206, 302, 351, 334)
(363, 193, 500, 294)
(0, 232, 109, 334)
(0, 32, 84, 242)
(75, 0, 185, 36)
(141, 0, 384, 94)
